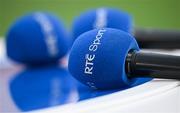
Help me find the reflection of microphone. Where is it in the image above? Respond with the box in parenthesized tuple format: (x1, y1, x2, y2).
(68, 28, 180, 90)
(10, 66, 76, 111)
(72, 8, 180, 49)
(6, 12, 70, 65)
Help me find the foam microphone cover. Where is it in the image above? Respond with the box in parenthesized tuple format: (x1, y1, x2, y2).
(72, 8, 133, 41)
(69, 28, 151, 90)
(6, 12, 70, 65)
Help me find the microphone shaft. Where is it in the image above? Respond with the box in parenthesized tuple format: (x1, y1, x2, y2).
(126, 51, 180, 79)
(134, 28, 180, 49)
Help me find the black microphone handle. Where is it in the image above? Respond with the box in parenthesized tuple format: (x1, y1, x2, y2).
(134, 28, 180, 49)
(126, 51, 180, 79)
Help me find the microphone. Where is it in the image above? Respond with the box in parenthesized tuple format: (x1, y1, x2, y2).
(68, 28, 180, 90)
(72, 8, 180, 49)
(134, 28, 180, 49)
(6, 12, 70, 66)
(72, 8, 132, 41)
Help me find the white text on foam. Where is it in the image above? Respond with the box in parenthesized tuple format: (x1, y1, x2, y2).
(84, 29, 106, 75)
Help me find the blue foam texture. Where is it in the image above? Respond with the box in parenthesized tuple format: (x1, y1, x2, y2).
(72, 8, 133, 41)
(68, 28, 151, 89)
(10, 65, 75, 111)
(10, 65, 151, 111)
(6, 12, 70, 65)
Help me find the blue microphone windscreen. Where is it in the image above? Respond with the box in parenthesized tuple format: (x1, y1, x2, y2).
(68, 28, 151, 89)
(72, 8, 133, 41)
(6, 12, 70, 65)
